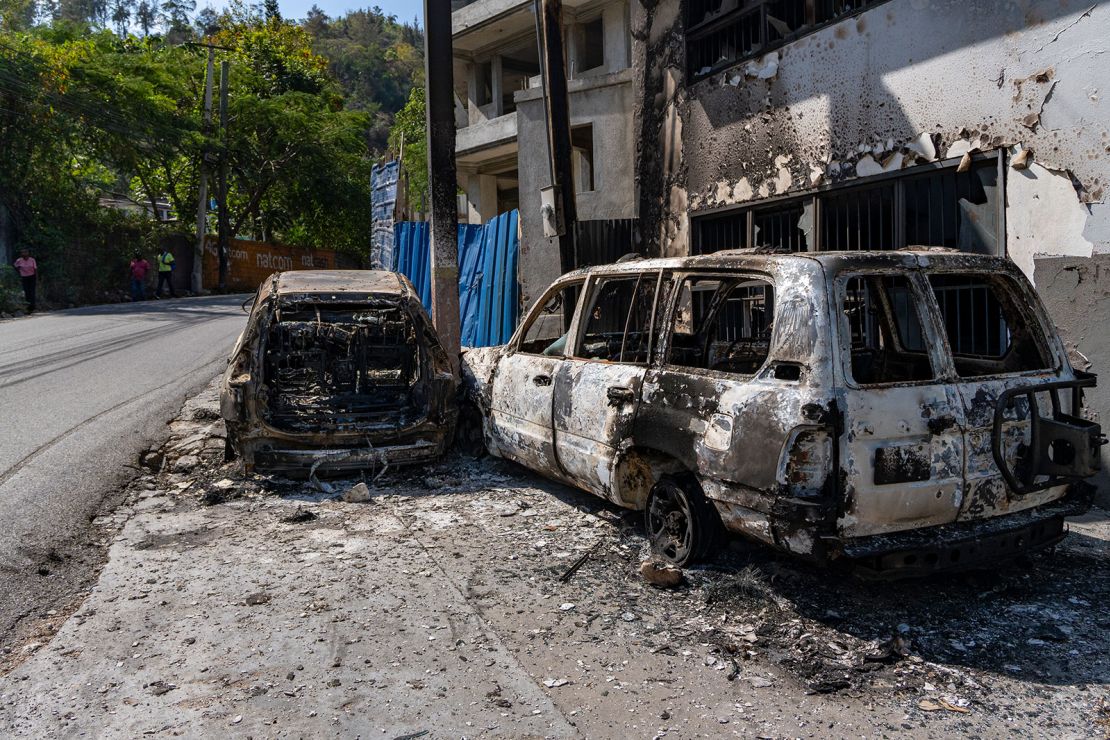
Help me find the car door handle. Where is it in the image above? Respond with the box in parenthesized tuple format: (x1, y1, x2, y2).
(533, 374, 552, 387)
(607, 385, 635, 405)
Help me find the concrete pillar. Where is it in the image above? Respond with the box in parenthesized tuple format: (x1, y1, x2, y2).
(465, 174, 499, 224)
(491, 55, 504, 117)
(604, 1, 630, 73)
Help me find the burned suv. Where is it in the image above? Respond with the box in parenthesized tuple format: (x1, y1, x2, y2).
(221, 270, 457, 475)
(462, 250, 1103, 575)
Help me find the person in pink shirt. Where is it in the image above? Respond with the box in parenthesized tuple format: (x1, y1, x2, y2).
(129, 252, 151, 301)
(13, 248, 37, 313)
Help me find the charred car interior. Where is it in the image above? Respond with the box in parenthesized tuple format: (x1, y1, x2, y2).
(221, 271, 457, 476)
(462, 250, 1105, 577)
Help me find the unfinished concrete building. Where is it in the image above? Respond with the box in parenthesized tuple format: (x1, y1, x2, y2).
(629, 0, 1110, 495)
(452, 0, 637, 307)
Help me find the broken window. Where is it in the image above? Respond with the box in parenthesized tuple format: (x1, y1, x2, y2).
(753, 201, 810, 251)
(686, 0, 891, 80)
(691, 155, 1002, 255)
(574, 274, 661, 363)
(904, 163, 1000, 254)
(842, 275, 935, 385)
(518, 280, 584, 356)
(691, 210, 748, 255)
(928, 273, 1051, 377)
(668, 276, 775, 375)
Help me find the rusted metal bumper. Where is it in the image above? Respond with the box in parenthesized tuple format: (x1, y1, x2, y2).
(244, 435, 449, 477)
(837, 482, 1095, 578)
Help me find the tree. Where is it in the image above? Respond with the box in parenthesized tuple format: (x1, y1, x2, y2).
(159, 0, 193, 40)
(134, 0, 156, 35)
(109, 0, 131, 35)
(388, 86, 426, 208)
(262, 0, 278, 23)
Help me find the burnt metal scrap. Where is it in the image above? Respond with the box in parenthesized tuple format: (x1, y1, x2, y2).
(220, 270, 457, 476)
(462, 249, 1104, 577)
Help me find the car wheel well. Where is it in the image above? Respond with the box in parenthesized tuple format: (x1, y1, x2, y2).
(613, 447, 689, 510)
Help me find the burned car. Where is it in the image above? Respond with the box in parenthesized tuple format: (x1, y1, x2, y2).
(221, 270, 457, 475)
(462, 250, 1103, 575)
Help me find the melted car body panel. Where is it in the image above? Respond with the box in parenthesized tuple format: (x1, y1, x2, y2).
(221, 270, 457, 476)
(463, 250, 1101, 574)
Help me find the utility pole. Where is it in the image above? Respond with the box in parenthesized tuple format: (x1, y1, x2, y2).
(217, 59, 230, 291)
(423, 0, 461, 372)
(534, 0, 577, 275)
(191, 46, 215, 294)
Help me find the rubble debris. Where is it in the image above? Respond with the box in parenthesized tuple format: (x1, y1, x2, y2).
(280, 508, 317, 524)
(918, 697, 971, 713)
(342, 482, 372, 504)
(146, 680, 177, 696)
(557, 541, 602, 583)
(639, 559, 683, 588)
(244, 592, 271, 606)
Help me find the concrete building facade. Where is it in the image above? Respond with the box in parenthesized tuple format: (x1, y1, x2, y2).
(631, 0, 1110, 493)
(449, 0, 1110, 490)
(452, 0, 638, 307)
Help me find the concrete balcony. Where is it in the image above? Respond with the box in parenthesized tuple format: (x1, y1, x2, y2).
(456, 111, 519, 162)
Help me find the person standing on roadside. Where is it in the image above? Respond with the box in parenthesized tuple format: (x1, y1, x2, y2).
(13, 248, 38, 313)
(129, 252, 151, 301)
(155, 247, 176, 298)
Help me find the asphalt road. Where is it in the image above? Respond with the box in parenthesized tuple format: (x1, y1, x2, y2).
(0, 295, 247, 641)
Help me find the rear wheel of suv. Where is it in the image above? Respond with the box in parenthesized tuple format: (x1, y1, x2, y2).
(645, 476, 722, 566)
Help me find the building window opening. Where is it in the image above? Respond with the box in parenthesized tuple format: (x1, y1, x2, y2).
(905, 163, 999, 254)
(500, 40, 540, 115)
(686, 0, 890, 80)
(669, 276, 775, 375)
(474, 60, 493, 109)
(571, 125, 595, 193)
(691, 155, 1002, 256)
(576, 17, 605, 74)
(821, 183, 896, 251)
(753, 202, 809, 251)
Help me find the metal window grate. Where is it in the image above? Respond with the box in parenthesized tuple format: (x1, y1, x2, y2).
(686, 0, 890, 81)
(691, 156, 1002, 256)
(820, 183, 896, 251)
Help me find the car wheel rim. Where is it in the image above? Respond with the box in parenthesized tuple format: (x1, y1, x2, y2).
(648, 485, 692, 562)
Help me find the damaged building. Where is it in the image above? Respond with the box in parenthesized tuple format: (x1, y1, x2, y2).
(455, 0, 1110, 497)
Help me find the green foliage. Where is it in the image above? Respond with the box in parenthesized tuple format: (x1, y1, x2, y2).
(0, 4, 425, 304)
(388, 86, 427, 208)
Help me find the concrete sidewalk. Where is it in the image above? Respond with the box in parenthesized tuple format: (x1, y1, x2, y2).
(0, 474, 577, 737)
(2, 379, 1108, 738)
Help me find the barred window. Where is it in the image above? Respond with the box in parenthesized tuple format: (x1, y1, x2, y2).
(686, 0, 890, 81)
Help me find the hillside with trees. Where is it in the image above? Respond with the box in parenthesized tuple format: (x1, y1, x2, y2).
(0, 0, 422, 307)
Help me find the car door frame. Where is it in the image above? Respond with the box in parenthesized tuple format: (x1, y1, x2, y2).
(830, 265, 970, 538)
(487, 275, 586, 481)
(551, 269, 666, 503)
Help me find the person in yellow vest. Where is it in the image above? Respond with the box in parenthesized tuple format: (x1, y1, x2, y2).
(155, 247, 177, 298)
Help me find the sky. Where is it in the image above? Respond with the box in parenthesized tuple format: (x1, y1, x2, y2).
(198, 0, 424, 25)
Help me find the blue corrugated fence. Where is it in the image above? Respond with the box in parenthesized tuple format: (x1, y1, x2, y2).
(393, 210, 519, 347)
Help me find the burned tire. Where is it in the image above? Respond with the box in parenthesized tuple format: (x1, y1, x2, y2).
(645, 476, 722, 566)
(455, 402, 487, 459)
